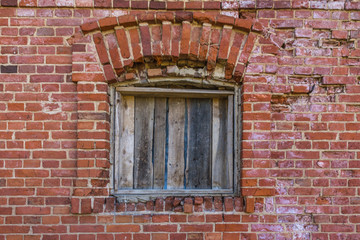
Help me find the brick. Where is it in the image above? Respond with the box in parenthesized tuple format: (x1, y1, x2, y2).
(161, 22, 171, 56)
(215, 224, 248, 232)
(305, 20, 338, 29)
(167, 1, 184, 10)
(99, 17, 118, 31)
(322, 76, 356, 85)
(70, 225, 105, 233)
(193, 12, 216, 24)
(180, 224, 213, 232)
(94, 0, 111, 7)
(93, 33, 110, 65)
(117, 15, 137, 27)
(72, 73, 105, 82)
(115, 28, 130, 59)
(131, 0, 148, 9)
(216, 14, 234, 26)
(185, 1, 202, 10)
(235, 19, 253, 31)
(175, 11, 193, 22)
(204, 1, 220, 9)
(147, 68, 162, 77)
(139, 23, 152, 57)
(156, 12, 175, 22)
(1, 0, 17, 6)
(198, 23, 211, 61)
(129, 28, 142, 62)
(218, 27, 232, 61)
(107, 225, 140, 233)
(180, 21, 191, 57)
(144, 224, 177, 232)
(113, 0, 129, 8)
(0, 226, 30, 233)
(150, 1, 165, 9)
(238, 32, 257, 64)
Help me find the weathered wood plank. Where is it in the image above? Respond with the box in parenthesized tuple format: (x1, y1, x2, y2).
(118, 95, 135, 189)
(109, 87, 116, 190)
(186, 98, 212, 189)
(134, 97, 155, 189)
(227, 95, 234, 190)
(117, 87, 233, 98)
(153, 98, 167, 189)
(167, 98, 185, 189)
(212, 97, 230, 189)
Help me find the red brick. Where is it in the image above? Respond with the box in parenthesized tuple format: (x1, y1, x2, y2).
(143, 224, 177, 232)
(180, 224, 213, 232)
(218, 29, 234, 66)
(167, 1, 184, 10)
(93, 33, 110, 65)
(139, 23, 152, 57)
(118, 15, 137, 27)
(70, 225, 105, 233)
(115, 28, 130, 59)
(215, 224, 248, 232)
(180, 21, 191, 56)
(80, 21, 99, 34)
(137, 12, 156, 23)
(72, 73, 105, 82)
(238, 32, 257, 64)
(99, 17, 118, 31)
(193, 12, 216, 24)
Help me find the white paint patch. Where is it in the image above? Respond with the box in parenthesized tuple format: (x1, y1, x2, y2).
(41, 102, 62, 115)
(112, 10, 128, 17)
(220, 11, 239, 18)
(316, 161, 326, 168)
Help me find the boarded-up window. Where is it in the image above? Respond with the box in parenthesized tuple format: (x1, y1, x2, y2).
(111, 87, 238, 197)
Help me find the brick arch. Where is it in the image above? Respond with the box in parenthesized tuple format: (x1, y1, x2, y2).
(78, 12, 263, 83)
(69, 13, 282, 213)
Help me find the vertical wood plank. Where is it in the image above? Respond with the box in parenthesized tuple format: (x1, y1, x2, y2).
(153, 98, 167, 189)
(212, 97, 230, 189)
(167, 98, 185, 189)
(109, 87, 116, 190)
(227, 95, 234, 189)
(134, 97, 155, 189)
(186, 98, 212, 189)
(118, 95, 135, 189)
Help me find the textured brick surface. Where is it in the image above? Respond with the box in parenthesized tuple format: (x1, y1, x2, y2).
(0, 3, 360, 240)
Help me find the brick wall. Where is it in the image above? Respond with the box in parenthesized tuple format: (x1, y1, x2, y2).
(0, 0, 360, 239)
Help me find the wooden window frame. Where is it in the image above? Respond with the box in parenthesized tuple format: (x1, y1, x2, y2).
(109, 86, 241, 201)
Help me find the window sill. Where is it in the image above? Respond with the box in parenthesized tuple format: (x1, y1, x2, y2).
(112, 189, 236, 202)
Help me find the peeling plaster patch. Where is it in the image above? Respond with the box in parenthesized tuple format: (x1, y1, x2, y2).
(221, 1, 239, 9)
(111, 10, 128, 17)
(220, 11, 239, 18)
(265, 197, 274, 212)
(41, 102, 62, 115)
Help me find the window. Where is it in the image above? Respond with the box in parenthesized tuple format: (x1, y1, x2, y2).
(110, 85, 240, 199)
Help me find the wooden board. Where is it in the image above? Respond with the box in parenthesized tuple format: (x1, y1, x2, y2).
(134, 97, 154, 189)
(153, 98, 167, 189)
(227, 95, 234, 190)
(167, 98, 185, 189)
(186, 98, 212, 189)
(118, 95, 135, 189)
(117, 87, 234, 98)
(212, 98, 230, 189)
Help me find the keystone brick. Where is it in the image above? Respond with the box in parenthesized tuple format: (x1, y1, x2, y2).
(99, 17, 118, 31)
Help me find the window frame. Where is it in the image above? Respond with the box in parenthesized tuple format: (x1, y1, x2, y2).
(109, 84, 241, 201)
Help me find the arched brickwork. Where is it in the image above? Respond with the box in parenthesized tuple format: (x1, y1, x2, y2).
(73, 12, 265, 84)
(69, 12, 282, 214)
